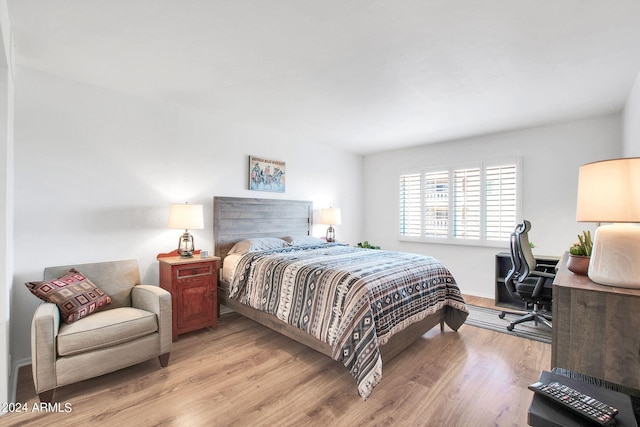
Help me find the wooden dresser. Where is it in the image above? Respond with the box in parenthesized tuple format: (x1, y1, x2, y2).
(552, 253, 640, 390)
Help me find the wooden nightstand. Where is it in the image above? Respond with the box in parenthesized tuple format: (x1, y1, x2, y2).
(158, 253, 220, 341)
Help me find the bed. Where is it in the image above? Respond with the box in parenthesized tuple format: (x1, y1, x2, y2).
(213, 196, 469, 399)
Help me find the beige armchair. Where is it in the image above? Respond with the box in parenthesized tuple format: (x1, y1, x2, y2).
(30, 259, 172, 402)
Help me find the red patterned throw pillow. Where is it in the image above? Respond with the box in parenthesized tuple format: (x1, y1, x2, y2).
(25, 268, 112, 324)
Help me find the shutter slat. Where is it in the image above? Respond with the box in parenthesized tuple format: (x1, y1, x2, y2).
(485, 164, 517, 241)
(399, 173, 422, 236)
(424, 170, 449, 238)
(453, 168, 481, 240)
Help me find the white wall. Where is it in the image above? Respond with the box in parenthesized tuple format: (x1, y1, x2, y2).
(623, 70, 640, 156)
(363, 115, 621, 298)
(10, 67, 364, 366)
(0, 0, 14, 410)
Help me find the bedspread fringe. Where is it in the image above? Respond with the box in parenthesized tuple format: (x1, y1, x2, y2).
(358, 356, 383, 400)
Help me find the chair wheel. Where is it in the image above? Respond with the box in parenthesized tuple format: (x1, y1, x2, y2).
(498, 312, 505, 319)
(507, 325, 514, 331)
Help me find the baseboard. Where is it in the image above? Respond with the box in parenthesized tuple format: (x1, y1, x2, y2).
(219, 304, 234, 316)
(10, 357, 30, 403)
(461, 290, 494, 300)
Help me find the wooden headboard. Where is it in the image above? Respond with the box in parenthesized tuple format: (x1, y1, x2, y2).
(213, 196, 313, 261)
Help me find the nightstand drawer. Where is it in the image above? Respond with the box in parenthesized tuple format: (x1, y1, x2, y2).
(176, 264, 213, 278)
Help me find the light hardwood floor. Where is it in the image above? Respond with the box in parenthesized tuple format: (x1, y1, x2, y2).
(3, 296, 550, 426)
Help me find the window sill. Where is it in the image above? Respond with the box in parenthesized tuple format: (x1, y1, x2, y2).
(398, 237, 509, 249)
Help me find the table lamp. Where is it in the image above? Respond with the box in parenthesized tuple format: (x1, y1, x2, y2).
(320, 207, 341, 242)
(576, 158, 640, 288)
(168, 202, 204, 257)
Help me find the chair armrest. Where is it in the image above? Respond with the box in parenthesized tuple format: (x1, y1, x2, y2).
(536, 262, 557, 269)
(132, 285, 172, 354)
(536, 263, 558, 274)
(528, 270, 555, 298)
(529, 270, 556, 279)
(31, 302, 60, 393)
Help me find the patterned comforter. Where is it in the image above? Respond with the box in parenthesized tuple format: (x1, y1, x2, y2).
(228, 244, 468, 399)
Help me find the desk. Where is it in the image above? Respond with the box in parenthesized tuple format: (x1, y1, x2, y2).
(552, 253, 640, 390)
(495, 252, 560, 309)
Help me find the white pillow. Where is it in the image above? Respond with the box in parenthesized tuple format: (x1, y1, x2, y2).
(228, 237, 290, 255)
(283, 235, 325, 246)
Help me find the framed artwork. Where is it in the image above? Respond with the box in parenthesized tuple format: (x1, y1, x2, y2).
(249, 155, 286, 192)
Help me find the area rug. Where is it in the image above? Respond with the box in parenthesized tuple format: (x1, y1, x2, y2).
(464, 304, 552, 344)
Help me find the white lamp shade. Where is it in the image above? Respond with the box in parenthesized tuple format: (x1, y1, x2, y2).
(320, 208, 342, 225)
(576, 157, 640, 288)
(168, 203, 204, 230)
(576, 158, 640, 222)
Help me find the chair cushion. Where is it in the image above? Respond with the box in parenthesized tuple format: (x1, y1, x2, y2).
(515, 278, 553, 300)
(57, 307, 158, 357)
(26, 269, 112, 324)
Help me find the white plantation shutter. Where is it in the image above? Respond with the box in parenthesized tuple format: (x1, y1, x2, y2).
(399, 173, 421, 237)
(485, 164, 517, 241)
(424, 170, 449, 238)
(453, 168, 481, 239)
(399, 159, 520, 245)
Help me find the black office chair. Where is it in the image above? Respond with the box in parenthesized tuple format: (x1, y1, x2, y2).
(498, 220, 554, 331)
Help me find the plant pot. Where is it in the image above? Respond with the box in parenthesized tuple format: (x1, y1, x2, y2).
(567, 255, 590, 276)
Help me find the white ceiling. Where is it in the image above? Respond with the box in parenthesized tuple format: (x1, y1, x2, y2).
(8, 1, 640, 155)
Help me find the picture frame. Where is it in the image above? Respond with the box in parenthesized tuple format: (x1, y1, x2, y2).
(249, 155, 286, 192)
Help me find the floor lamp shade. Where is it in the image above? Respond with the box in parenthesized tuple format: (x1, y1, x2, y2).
(168, 203, 204, 257)
(576, 158, 640, 288)
(320, 208, 341, 243)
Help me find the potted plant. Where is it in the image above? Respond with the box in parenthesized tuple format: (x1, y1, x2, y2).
(567, 230, 593, 275)
(356, 241, 380, 250)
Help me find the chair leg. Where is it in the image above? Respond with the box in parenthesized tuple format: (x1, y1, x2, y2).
(500, 302, 552, 331)
(531, 302, 552, 328)
(540, 314, 552, 321)
(534, 314, 552, 329)
(506, 313, 536, 331)
(498, 309, 527, 319)
(158, 353, 170, 367)
(38, 389, 55, 403)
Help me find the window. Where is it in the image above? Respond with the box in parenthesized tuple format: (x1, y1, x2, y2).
(399, 173, 421, 237)
(399, 160, 520, 246)
(424, 170, 449, 238)
(485, 164, 518, 241)
(453, 167, 481, 240)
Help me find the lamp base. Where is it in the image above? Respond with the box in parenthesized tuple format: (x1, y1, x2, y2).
(588, 223, 640, 288)
(177, 231, 195, 258)
(326, 226, 335, 243)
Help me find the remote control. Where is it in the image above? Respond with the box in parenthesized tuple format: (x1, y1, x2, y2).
(528, 381, 619, 426)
